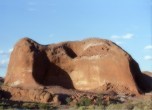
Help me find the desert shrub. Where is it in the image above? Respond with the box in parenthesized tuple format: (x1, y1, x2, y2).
(96, 94, 110, 106)
(96, 93, 111, 106)
(22, 103, 31, 109)
(96, 97, 103, 106)
(65, 97, 72, 104)
(76, 97, 92, 107)
(38, 103, 49, 109)
(22, 102, 39, 109)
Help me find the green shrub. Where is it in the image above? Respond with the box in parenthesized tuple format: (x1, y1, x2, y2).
(22, 103, 31, 109)
(96, 97, 103, 106)
(22, 102, 38, 109)
(38, 103, 49, 109)
(65, 97, 72, 104)
(77, 97, 92, 107)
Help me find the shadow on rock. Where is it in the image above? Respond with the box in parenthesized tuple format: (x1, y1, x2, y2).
(128, 58, 143, 93)
(129, 59, 152, 93)
(138, 73, 152, 93)
(57, 94, 70, 105)
(0, 90, 12, 99)
(32, 50, 74, 89)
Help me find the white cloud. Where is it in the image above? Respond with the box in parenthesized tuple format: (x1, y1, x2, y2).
(111, 33, 134, 40)
(0, 50, 8, 55)
(0, 59, 9, 65)
(0, 48, 13, 56)
(0, 48, 12, 69)
(144, 45, 152, 50)
(8, 48, 13, 53)
(0, 59, 9, 68)
(144, 55, 152, 60)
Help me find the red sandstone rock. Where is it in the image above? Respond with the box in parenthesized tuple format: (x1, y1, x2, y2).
(4, 38, 142, 94)
(1, 86, 53, 103)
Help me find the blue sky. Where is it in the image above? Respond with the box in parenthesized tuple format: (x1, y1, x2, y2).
(0, 0, 152, 76)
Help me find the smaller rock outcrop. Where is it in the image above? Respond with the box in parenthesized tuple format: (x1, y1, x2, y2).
(1, 86, 53, 103)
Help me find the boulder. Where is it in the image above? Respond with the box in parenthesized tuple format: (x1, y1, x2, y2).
(4, 38, 142, 94)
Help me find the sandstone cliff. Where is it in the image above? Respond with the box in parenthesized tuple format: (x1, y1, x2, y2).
(4, 38, 142, 94)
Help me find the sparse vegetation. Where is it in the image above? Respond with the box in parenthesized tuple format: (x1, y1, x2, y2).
(76, 96, 92, 107)
(0, 85, 152, 110)
(0, 94, 152, 110)
(0, 99, 57, 109)
(68, 93, 152, 110)
(105, 100, 152, 110)
(65, 97, 72, 104)
(96, 93, 104, 106)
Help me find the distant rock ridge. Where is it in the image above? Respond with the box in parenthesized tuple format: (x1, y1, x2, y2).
(4, 37, 142, 94)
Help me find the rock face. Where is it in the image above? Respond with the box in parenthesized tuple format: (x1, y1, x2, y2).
(4, 38, 142, 94)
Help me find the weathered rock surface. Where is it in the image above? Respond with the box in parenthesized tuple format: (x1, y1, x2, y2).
(4, 38, 142, 94)
(1, 86, 53, 103)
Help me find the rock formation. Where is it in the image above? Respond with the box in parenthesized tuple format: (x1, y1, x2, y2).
(138, 71, 152, 92)
(4, 38, 142, 94)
